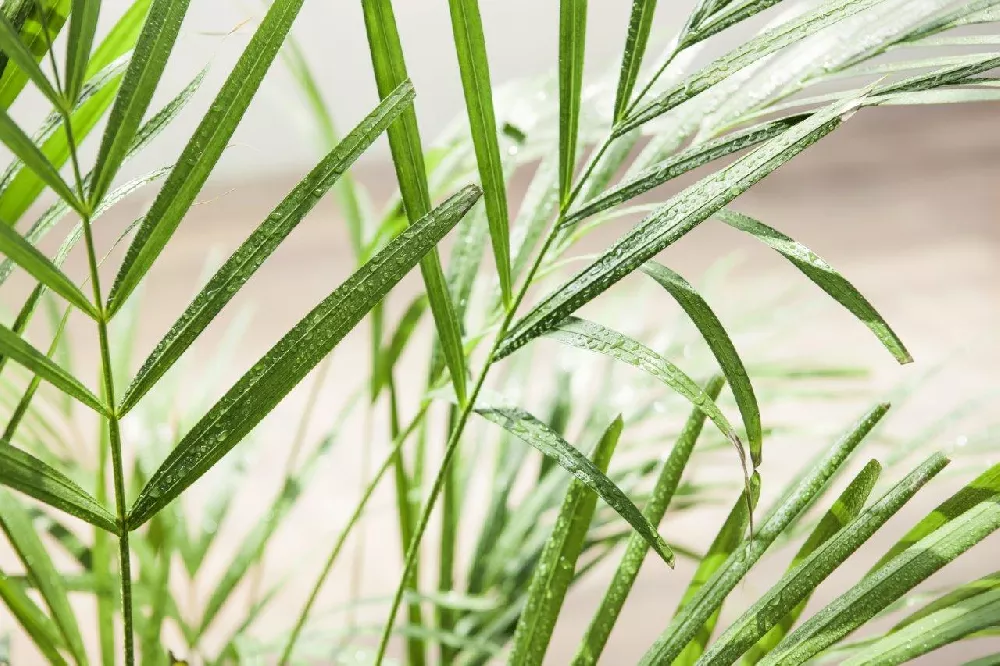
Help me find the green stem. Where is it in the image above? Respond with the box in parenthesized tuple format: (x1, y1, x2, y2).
(437, 404, 460, 664)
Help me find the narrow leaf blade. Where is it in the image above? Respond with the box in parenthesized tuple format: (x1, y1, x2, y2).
(0, 223, 97, 318)
(64, 0, 101, 102)
(558, 0, 588, 202)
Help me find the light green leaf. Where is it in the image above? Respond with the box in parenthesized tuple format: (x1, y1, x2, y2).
(742, 459, 883, 664)
(362, 0, 469, 405)
(509, 416, 623, 666)
(127, 185, 481, 528)
(0, 0, 70, 110)
(642, 261, 761, 465)
(0, 489, 86, 665)
(0, 10, 63, 107)
(715, 209, 911, 364)
(543, 316, 749, 475)
(64, 0, 101, 102)
(613, 0, 658, 121)
(637, 403, 888, 665)
(573, 376, 724, 666)
(88, 0, 191, 207)
(374, 294, 427, 398)
(0, 109, 82, 213)
(0, 442, 118, 533)
(107, 0, 307, 317)
(474, 405, 674, 565)
(0, 567, 69, 666)
(0, 323, 108, 415)
(118, 80, 415, 415)
(558, 0, 587, 203)
(446, 0, 512, 306)
(497, 98, 855, 360)
(86, 0, 151, 79)
(760, 468, 1000, 665)
(0, 223, 97, 318)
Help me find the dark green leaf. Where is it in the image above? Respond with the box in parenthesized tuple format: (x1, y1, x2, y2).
(0, 108, 82, 213)
(107, 0, 307, 316)
(0, 0, 70, 110)
(0, 442, 118, 533)
(127, 185, 481, 528)
(64, 0, 101, 102)
(715, 209, 912, 364)
(474, 405, 674, 565)
(0, 10, 63, 107)
(558, 0, 587, 202)
(118, 80, 415, 415)
(0, 223, 97, 318)
(613, 0, 658, 121)
(0, 567, 69, 666)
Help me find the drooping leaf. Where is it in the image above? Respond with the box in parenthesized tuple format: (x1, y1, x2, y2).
(362, 0, 469, 405)
(573, 376, 724, 666)
(509, 416, 623, 666)
(118, 80, 415, 415)
(613, 0, 659, 121)
(64, 0, 101, 103)
(636, 403, 888, 665)
(127, 185, 481, 528)
(0, 442, 118, 533)
(0, 323, 108, 415)
(715, 209, 911, 364)
(642, 261, 761, 464)
(558, 0, 587, 203)
(742, 459, 883, 664)
(88, 0, 192, 207)
(107, 0, 307, 317)
(0, 567, 69, 666)
(0, 223, 97, 318)
(474, 405, 674, 565)
(0, 489, 87, 665)
(446, 0, 512, 306)
(497, 98, 856, 360)
(0, 9, 63, 107)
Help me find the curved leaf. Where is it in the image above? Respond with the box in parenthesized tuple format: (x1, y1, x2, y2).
(127, 185, 481, 528)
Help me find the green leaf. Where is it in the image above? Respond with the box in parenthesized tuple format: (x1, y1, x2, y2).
(64, 0, 101, 102)
(362, 0, 469, 405)
(613, 0, 658, 121)
(118, 80, 415, 415)
(0, 10, 63, 108)
(374, 294, 427, 398)
(715, 209, 912, 364)
(641, 261, 761, 465)
(497, 98, 855, 361)
(0, 0, 70, 110)
(0, 442, 118, 533)
(127, 185, 481, 528)
(707, 455, 948, 666)
(0, 567, 69, 666)
(509, 416, 623, 666)
(511, 154, 559, 280)
(0, 323, 108, 415)
(673, 471, 762, 666)
(841, 574, 1000, 665)
(0, 223, 97, 318)
(474, 405, 674, 565)
(760, 468, 1000, 665)
(617, 0, 887, 134)
(563, 114, 808, 228)
(542, 316, 749, 475)
(88, 0, 191, 207)
(0, 108, 83, 213)
(558, 0, 587, 203)
(107, 0, 307, 317)
(0, 489, 86, 665)
(636, 403, 888, 665)
(86, 0, 152, 79)
(742, 459, 882, 664)
(573, 376, 724, 666)
(446, 0, 512, 307)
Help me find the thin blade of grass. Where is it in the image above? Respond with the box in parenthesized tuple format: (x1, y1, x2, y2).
(573, 376, 724, 665)
(0, 489, 86, 665)
(673, 471, 762, 666)
(127, 185, 481, 528)
(636, 403, 888, 665)
(715, 208, 911, 364)
(497, 98, 857, 361)
(446, 0, 512, 306)
(474, 405, 674, 565)
(509, 416, 623, 666)
(63, 0, 100, 103)
(642, 261, 761, 464)
(0, 109, 82, 213)
(87, 0, 191, 207)
(107, 0, 307, 317)
(118, 80, 415, 415)
(0, 9, 62, 107)
(558, 0, 587, 203)
(374, 294, 427, 398)
(0, 442, 117, 533)
(362, 0, 469, 405)
(742, 459, 883, 664)
(0, 223, 97, 318)
(760, 466, 1000, 665)
(0, 567, 69, 666)
(0, 323, 107, 415)
(613, 0, 659, 122)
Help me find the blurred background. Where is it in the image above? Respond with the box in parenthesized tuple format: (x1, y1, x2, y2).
(1, 0, 999, 662)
